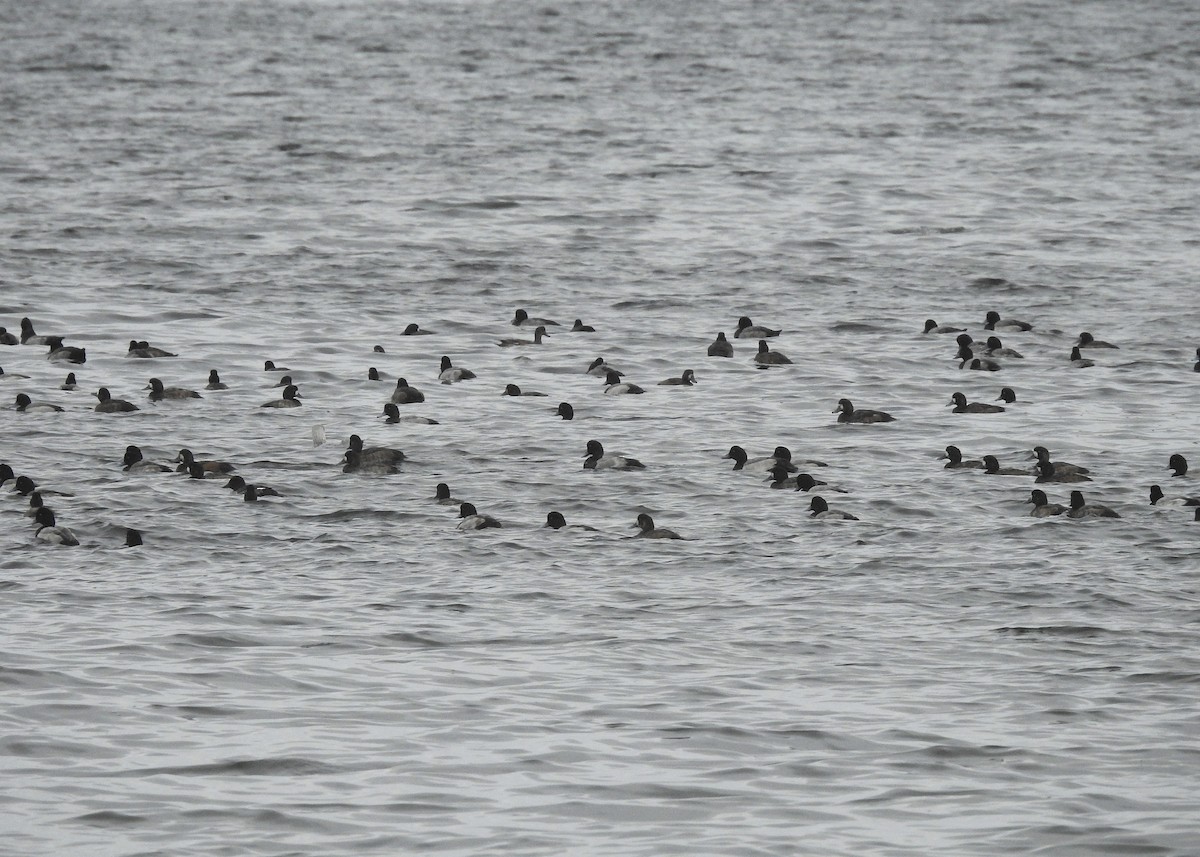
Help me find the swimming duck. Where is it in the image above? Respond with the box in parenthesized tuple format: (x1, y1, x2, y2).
(367, 368, 383, 381)
(603, 369, 645, 394)
(94, 387, 139, 413)
(584, 439, 645, 470)
(1069, 347, 1094, 368)
(958, 346, 1001, 371)
(981, 455, 1028, 476)
(1149, 485, 1200, 507)
(503, 384, 548, 397)
(511, 309, 559, 328)
(33, 507, 79, 546)
(205, 369, 228, 390)
(983, 336, 1023, 359)
(1168, 454, 1188, 477)
(433, 483, 462, 506)
(940, 445, 983, 469)
(571, 319, 596, 332)
(1027, 489, 1068, 517)
(724, 445, 798, 474)
(175, 448, 235, 474)
(380, 403, 438, 424)
(949, 392, 1005, 414)
(122, 445, 171, 473)
(20, 318, 54, 345)
(766, 464, 829, 490)
(225, 475, 281, 499)
(752, 339, 792, 365)
(1076, 331, 1118, 349)
(272, 374, 296, 388)
(632, 513, 682, 539)
(735, 316, 781, 338)
(923, 319, 964, 334)
(438, 356, 476, 383)
(0, 327, 17, 345)
(497, 325, 551, 347)
(146, 378, 201, 401)
(658, 369, 696, 386)
(14, 475, 68, 497)
(125, 528, 143, 547)
(808, 496, 858, 520)
(45, 338, 86, 364)
(457, 502, 501, 529)
(544, 511, 599, 531)
(555, 402, 574, 420)
(586, 357, 621, 377)
(794, 473, 838, 493)
(997, 387, 1017, 404)
(0, 367, 31, 381)
(1067, 490, 1120, 519)
(126, 340, 176, 358)
(1035, 461, 1092, 484)
(0, 463, 14, 488)
(983, 311, 1033, 331)
(402, 323, 432, 335)
(342, 449, 399, 475)
(390, 378, 425, 404)
(345, 433, 405, 466)
(707, 332, 734, 358)
(262, 385, 302, 407)
(1031, 446, 1089, 476)
(264, 360, 290, 372)
(14, 393, 63, 413)
(833, 398, 895, 423)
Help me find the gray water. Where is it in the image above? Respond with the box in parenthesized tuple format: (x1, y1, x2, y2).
(2, 0, 1199, 854)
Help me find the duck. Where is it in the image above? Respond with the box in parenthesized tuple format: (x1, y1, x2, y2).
(1067, 490, 1121, 519)
(632, 512, 682, 539)
(983, 310, 1033, 331)
(24, 492, 44, 516)
(273, 374, 295, 388)
(345, 434, 405, 466)
(949, 391, 1005, 414)
(723, 445, 796, 474)
(794, 473, 838, 493)
(603, 369, 645, 395)
(833, 398, 895, 423)
(367, 368, 383, 381)
(981, 455, 1028, 476)
(544, 511, 599, 531)
(503, 384, 547, 397)
(765, 464, 827, 490)
(734, 316, 781, 338)
(497, 325, 551, 347)
(94, 387, 139, 413)
(122, 445, 171, 473)
(555, 402, 574, 420)
(438, 356, 476, 383)
(175, 448, 235, 474)
(342, 449, 399, 475)
(146, 378, 201, 401)
(706, 332, 734, 358)
(457, 502, 501, 529)
(958, 346, 1001, 371)
(658, 369, 696, 386)
(0, 366, 31, 381)
(996, 387, 1017, 404)
(14, 393, 64, 413)
(1069, 346, 1095, 368)
(261, 384, 302, 407)
(1168, 453, 1188, 477)
(0, 463, 14, 488)
(1031, 446, 1089, 476)
(570, 319, 595, 332)
(433, 483, 462, 506)
(922, 319, 964, 334)
(380, 403, 438, 424)
(390, 378, 425, 404)
(1076, 331, 1118, 349)
(1148, 485, 1200, 507)
(0, 326, 18, 345)
(225, 475, 281, 498)
(808, 496, 858, 520)
(45, 337, 86, 364)
(1035, 461, 1092, 483)
(205, 369, 228, 390)
(752, 339, 792, 365)
(125, 528, 143, 547)
(264, 360, 290, 372)
(33, 507, 79, 546)
(402, 323, 432, 335)
(1027, 489, 1068, 517)
(14, 475, 70, 497)
(939, 445, 983, 469)
(586, 357, 621, 377)
(19, 317, 54, 345)
(126, 340, 176, 358)
(583, 439, 645, 470)
(983, 336, 1023, 359)
(511, 308, 559, 328)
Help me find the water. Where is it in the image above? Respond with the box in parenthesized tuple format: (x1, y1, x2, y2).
(2, 0, 1199, 854)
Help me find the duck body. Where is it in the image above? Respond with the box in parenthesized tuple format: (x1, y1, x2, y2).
(345, 434, 405, 466)
(658, 369, 696, 386)
(94, 387, 139, 413)
(1076, 331, 1118, 349)
(633, 513, 682, 539)
(262, 385, 303, 407)
(1149, 485, 1200, 507)
(175, 448, 235, 474)
(1068, 490, 1121, 519)
(834, 398, 894, 424)
(949, 392, 1004, 414)
(584, 439, 645, 470)
(1035, 462, 1092, 483)
(603, 369, 645, 394)
(1069, 347, 1095, 368)
(981, 455, 1028, 476)
(457, 502, 501, 529)
(46, 338, 86, 364)
(753, 340, 792, 365)
(724, 445, 797, 474)
(940, 445, 983, 469)
(438, 356, 476, 383)
(14, 394, 64, 413)
(512, 309, 559, 328)
(390, 379, 425, 404)
(707, 333, 734, 358)
(123, 445, 171, 472)
(497, 325, 551, 347)
(33, 507, 79, 546)
(205, 370, 228, 390)
(923, 319, 964, 334)
(808, 496, 858, 520)
(734, 316, 781, 338)
(984, 311, 1033, 331)
(147, 378, 201, 401)
(1027, 489, 1068, 517)
(127, 340, 176, 358)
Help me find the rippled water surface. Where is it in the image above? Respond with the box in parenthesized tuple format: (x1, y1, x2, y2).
(3, 0, 1199, 854)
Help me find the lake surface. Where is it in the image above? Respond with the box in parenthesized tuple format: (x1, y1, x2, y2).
(2, 0, 1198, 854)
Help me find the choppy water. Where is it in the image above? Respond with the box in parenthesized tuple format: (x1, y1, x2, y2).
(2, 0, 1199, 854)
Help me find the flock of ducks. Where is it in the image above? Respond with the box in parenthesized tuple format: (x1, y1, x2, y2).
(3, 309, 1198, 546)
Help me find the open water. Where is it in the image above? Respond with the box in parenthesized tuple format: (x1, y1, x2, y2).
(2, 0, 1199, 854)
